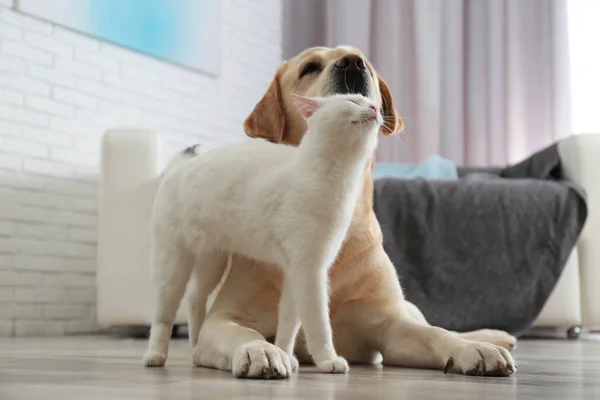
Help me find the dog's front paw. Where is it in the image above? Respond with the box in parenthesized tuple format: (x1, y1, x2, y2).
(316, 356, 349, 374)
(444, 341, 516, 377)
(142, 350, 166, 367)
(459, 329, 517, 351)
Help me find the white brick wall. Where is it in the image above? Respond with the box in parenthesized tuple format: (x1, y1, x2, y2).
(0, 1, 283, 336)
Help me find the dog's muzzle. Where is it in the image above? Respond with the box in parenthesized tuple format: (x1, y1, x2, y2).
(331, 54, 370, 97)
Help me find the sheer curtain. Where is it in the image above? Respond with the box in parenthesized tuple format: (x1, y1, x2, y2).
(567, 0, 600, 134)
(283, 0, 571, 165)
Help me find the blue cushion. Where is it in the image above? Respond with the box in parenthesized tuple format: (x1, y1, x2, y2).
(373, 155, 458, 180)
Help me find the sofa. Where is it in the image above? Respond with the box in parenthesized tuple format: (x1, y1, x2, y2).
(96, 128, 600, 337)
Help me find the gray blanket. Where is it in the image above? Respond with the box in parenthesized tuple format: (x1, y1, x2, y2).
(373, 143, 588, 336)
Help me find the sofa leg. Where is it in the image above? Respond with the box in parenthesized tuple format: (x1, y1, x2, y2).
(567, 326, 582, 339)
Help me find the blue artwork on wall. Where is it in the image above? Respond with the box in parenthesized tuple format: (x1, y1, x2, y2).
(17, 0, 222, 75)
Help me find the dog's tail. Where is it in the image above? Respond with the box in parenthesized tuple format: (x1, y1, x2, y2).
(164, 144, 208, 174)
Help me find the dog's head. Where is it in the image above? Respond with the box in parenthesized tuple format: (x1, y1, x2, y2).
(244, 46, 403, 145)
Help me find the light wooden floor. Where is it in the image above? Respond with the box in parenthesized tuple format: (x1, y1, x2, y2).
(1, 336, 600, 399)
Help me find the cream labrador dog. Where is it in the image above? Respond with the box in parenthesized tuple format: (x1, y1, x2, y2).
(189, 46, 517, 379)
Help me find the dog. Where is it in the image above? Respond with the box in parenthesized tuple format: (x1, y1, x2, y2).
(189, 46, 517, 379)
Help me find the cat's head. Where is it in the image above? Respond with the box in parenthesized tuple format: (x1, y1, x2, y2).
(290, 93, 383, 136)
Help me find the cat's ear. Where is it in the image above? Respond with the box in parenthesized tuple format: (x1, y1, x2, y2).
(378, 74, 404, 135)
(291, 94, 321, 120)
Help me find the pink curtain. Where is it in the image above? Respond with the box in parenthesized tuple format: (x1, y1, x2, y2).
(283, 0, 571, 166)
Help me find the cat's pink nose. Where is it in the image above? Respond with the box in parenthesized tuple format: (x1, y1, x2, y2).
(369, 105, 377, 113)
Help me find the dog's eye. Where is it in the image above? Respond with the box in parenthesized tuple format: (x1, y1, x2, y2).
(300, 62, 322, 78)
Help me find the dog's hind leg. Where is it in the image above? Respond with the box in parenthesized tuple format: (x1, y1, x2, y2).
(142, 240, 193, 367)
(187, 250, 229, 348)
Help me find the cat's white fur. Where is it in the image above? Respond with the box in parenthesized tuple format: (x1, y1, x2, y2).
(142, 93, 382, 374)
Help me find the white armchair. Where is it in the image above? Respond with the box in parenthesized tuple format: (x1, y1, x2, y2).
(97, 128, 187, 327)
(96, 128, 600, 335)
(532, 133, 600, 335)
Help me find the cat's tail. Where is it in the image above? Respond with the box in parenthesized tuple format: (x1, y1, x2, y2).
(164, 144, 209, 174)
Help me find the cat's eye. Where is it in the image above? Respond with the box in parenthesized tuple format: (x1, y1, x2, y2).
(300, 62, 322, 78)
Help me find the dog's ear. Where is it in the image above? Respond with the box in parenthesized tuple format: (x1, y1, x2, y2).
(244, 67, 287, 143)
(378, 74, 404, 135)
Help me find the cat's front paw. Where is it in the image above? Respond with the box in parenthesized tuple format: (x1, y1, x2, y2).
(290, 355, 299, 371)
(142, 350, 166, 367)
(316, 356, 349, 373)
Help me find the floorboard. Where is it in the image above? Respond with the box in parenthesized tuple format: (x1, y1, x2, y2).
(1, 336, 600, 399)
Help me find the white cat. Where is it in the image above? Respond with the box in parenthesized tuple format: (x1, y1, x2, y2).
(142, 93, 382, 376)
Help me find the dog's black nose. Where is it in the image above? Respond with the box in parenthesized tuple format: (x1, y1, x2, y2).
(334, 55, 366, 71)
(331, 54, 370, 97)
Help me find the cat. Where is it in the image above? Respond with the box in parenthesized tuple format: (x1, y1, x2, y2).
(142, 93, 383, 376)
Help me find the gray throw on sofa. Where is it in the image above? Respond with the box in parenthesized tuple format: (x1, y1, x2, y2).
(373, 143, 588, 336)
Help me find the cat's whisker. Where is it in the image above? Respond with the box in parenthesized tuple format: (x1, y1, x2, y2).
(383, 129, 414, 162)
(381, 91, 388, 110)
(381, 118, 394, 129)
(344, 69, 350, 93)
